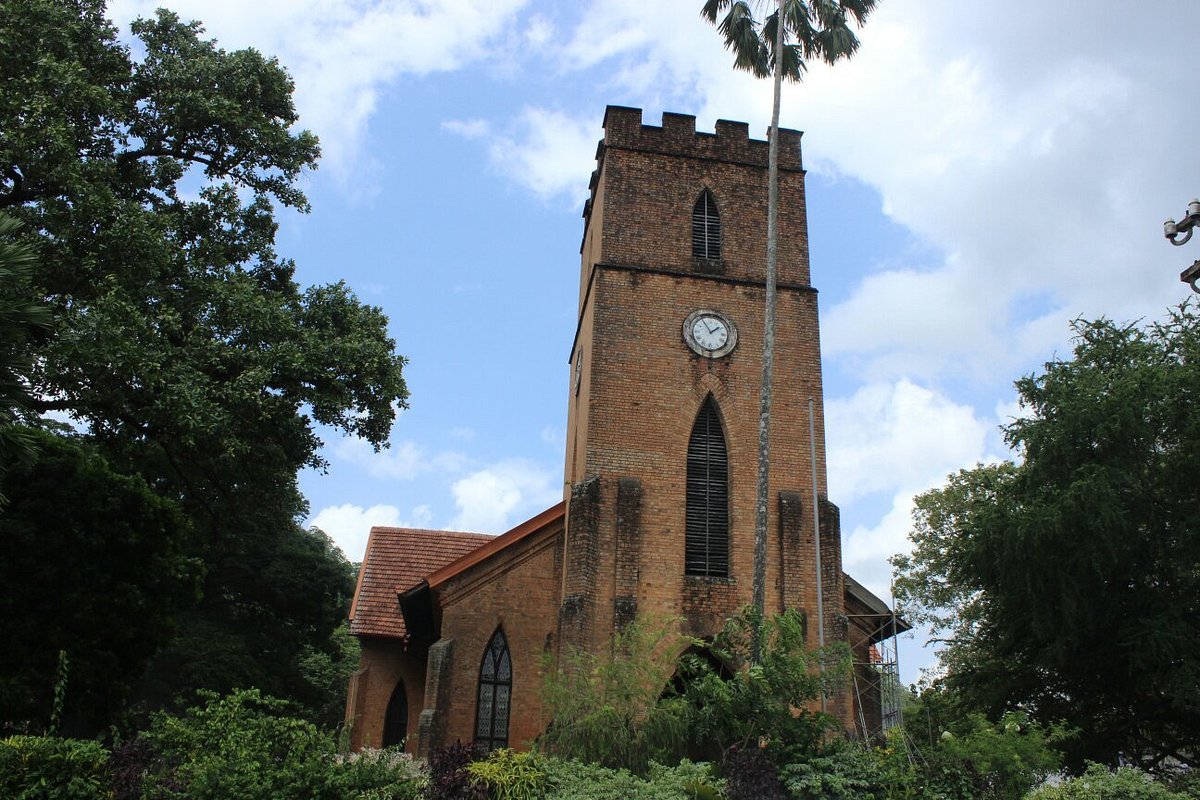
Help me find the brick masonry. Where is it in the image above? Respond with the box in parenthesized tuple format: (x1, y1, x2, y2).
(347, 106, 891, 754)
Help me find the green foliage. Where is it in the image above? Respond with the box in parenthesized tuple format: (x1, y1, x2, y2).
(332, 747, 426, 800)
(1026, 763, 1195, 800)
(780, 743, 885, 800)
(1, 0, 408, 730)
(426, 740, 487, 800)
(465, 748, 547, 800)
(0, 214, 51, 505)
(540, 615, 694, 773)
(140, 688, 339, 799)
(700, 0, 879, 82)
(0, 734, 111, 800)
(892, 305, 1200, 770)
(680, 606, 848, 760)
(300, 620, 365, 728)
(542, 757, 724, 800)
(0, 429, 200, 732)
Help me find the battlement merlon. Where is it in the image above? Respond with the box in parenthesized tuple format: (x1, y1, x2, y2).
(600, 105, 803, 172)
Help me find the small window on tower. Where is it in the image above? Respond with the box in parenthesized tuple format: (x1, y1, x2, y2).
(692, 189, 721, 261)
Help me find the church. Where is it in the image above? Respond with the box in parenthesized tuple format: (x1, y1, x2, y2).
(343, 106, 906, 755)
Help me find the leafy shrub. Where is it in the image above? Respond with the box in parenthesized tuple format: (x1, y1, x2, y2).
(139, 688, 339, 799)
(540, 615, 693, 774)
(680, 607, 847, 762)
(780, 743, 886, 800)
(108, 737, 158, 800)
(426, 740, 486, 800)
(334, 746, 426, 800)
(542, 757, 723, 800)
(466, 748, 546, 800)
(1026, 763, 1195, 800)
(724, 744, 787, 800)
(0, 734, 111, 800)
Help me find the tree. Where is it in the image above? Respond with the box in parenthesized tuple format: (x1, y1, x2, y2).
(680, 607, 849, 761)
(700, 0, 878, 652)
(892, 305, 1200, 771)
(1, 0, 407, 728)
(0, 429, 201, 732)
(0, 214, 51, 504)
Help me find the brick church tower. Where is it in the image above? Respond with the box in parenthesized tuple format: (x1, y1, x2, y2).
(559, 106, 845, 667)
(344, 108, 903, 755)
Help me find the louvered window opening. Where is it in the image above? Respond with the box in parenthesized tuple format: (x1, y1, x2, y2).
(686, 397, 729, 576)
(692, 190, 721, 259)
(475, 628, 512, 750)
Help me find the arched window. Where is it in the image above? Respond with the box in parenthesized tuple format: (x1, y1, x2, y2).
(382, 680, 408, 747)
(686, 396, 729, 576)
(692, 189, 721, 260)
(475, 627, 512, 750)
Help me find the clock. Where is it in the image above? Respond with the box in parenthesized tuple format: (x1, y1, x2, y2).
(683, 309, 737, 358)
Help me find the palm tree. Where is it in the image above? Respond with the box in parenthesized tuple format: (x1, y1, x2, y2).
(0, 214, 51, 505)
(700, 0, 877, 658)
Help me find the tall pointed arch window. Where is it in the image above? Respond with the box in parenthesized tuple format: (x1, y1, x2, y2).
(686, 396, 729, 577)
(382, 680, 408, 747)
(474, 627, 512, 750)
(692, 189, 721, 260)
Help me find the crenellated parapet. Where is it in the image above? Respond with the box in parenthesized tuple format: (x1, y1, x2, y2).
(602, 105, 801, 170)
(582, 105, 803, 226)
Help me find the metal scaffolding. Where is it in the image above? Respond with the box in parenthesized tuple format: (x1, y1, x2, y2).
(844, 575, 909, 742)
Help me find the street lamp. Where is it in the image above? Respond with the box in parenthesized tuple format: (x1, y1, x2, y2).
(1163, 199, 1200, 292)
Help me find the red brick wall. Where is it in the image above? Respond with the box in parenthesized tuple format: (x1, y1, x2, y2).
(429, 521, 564, 750)
(345, 637, 428, 752)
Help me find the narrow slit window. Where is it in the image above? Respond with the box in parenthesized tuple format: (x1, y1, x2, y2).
(692, 189, 721, 260)
(474, 627, 512, 751)
(685, 396, 729, 576)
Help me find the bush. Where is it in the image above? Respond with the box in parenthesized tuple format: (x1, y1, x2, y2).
(426, 740, 487, 800)
(1027, 763, 1195, 800)
(540, 615, 693, 774)
(0, 734, 111, 800)
(465, 748, 546, 800)
(542, 757, 723, 800)
(780, 743, 886, 800)
(724, 744, 787, 800)
(680, 607, 847, 763)
(333, 746, 427, 800)
(139, 688, 339, 799)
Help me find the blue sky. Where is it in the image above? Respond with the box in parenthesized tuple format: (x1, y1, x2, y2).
(106, 0, 1200, 682)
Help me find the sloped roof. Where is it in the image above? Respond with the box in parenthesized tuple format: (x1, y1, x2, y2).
(427, 502, 565, 589)
(348, 527, 491, 639)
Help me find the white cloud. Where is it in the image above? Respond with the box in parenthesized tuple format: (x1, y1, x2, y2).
(826, 379, 991, 504)
(309, 502, 432, 563)
(481, 108, 601, 203)
(334, 437, 429, 480)
(443, 119, 491, 140)
(449, 458, 561, 533)
(107, 0, 531, 182)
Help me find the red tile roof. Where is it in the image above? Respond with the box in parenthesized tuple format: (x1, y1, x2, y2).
(349, 527, 491, 639)
(427, 502, 565, 589)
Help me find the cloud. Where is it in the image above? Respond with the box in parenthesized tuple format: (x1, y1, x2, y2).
(107, 0, 531, 182)
(826, 379, 992, 504)
(449, 458, 561, 533)
(333, 437, 429, 480)
(309, 502, 432, 563)
(476, 108, 602, 203)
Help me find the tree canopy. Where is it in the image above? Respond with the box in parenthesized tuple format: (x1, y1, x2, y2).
(0, 0, 406, 732)
(893, 304, 1200, 771)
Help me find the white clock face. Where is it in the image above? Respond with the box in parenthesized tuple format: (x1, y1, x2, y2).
(683, 309, 737, 358)
(691, 316, 729, 350)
